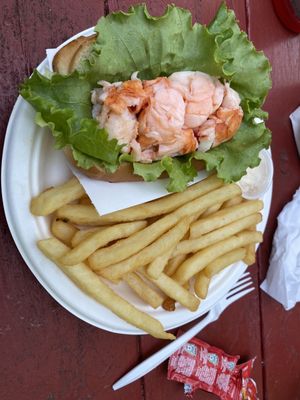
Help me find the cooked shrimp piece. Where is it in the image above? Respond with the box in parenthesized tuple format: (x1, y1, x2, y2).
(157, 128, 198, 158)
(130, 139, 155, 162)
(101, 107, 138, 153)
(99, 79, 147, 114)
(197, 83, 243, 150)
(91, 72, 243, 160)
(131, 128, 198, 162)
(91, 78, 148, 152)
(138, 77, 186, 146)
(91, 81, 143, 152)
(169, 71, 224, 128)
(195, 120, 216, 152)
(136, 77, 197, 159)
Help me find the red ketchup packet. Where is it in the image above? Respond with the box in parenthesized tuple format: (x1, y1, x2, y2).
(167, 336, 257, 399)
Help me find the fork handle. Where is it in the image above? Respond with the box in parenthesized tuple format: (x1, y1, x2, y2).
(112, 310, 217, 391)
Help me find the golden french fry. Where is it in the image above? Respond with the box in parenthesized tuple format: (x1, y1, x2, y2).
(243, 226, 257, 265)
(175, 183, 241, 219)
(98, 216, 194, 280)
(71, 227, 105, 247)
(204, 248, 247, 278)
(88, 212, 178, 270)
(123, 272, 165, 309)
(38, 238, 175, 340)
(79, 194, 92, 205)
(140, 267, 200, 312)
(222, 195, 243, 209)
(60, 220, 147, 266)
(173, 230, 263, 285)
(244, 243, 256, 265)
(201, 202, 223, 217)
(194, 272, 211, 299)
(82, 175, 224, 225)
(56, 204, 101, 225)
(190, 199, 263, 238)
(30, 170, 266, 337)
(163, 230, 189, 277)
(173, 213, 262, 257)
(147, 246, 177, 279)
(164, 254, 187, 276)
(51, 218, 78, 246)
(196, 248, 247, 299)
(56, 175, 222, 226)
(90, 183, 241, 270)
(162, 282, 189, 311)
(31, 177, 85, 216)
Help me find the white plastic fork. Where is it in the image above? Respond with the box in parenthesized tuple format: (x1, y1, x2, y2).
(113, 272, 254, 391)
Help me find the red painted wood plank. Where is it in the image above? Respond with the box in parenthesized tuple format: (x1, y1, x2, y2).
(248, 0, 300, 399)
(17, 0, 105, 72)
(0, 1, 28, 150)
(108, 0, 246, 29)
(0, 259, 142, 400)
(0, 2, 142, 399)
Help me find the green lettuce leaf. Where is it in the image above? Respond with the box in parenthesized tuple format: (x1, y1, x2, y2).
(133, 156, 197, 192)
(194, 112, 272, 182)
(161, 157, 198, 192)
(72, 147, 120, 173)
(20, 3, 271, 192)
(133, 161, 166, 182)
(20, 70, 122, 164)
(80, 4, 221, 83)
(208, 4, 272, 111)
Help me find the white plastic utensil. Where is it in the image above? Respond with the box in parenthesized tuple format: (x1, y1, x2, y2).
(113, 272, 254, 391)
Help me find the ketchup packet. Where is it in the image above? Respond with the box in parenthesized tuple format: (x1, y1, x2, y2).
(167, 336, 257, 399)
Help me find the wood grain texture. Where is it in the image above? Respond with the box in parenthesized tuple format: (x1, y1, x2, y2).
(0, 2, 140, 400)
(17, 0, 105, 71)
(108, 0, 246, 29)
(0, 291, 141, 400)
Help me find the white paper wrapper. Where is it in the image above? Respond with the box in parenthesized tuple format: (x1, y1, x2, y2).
(261, 106, 300, 310)
(68, 162, 206, 215)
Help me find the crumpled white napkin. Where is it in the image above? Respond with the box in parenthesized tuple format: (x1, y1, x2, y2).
(260, 106, 300, 310)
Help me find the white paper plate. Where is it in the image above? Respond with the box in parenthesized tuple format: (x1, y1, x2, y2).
(1, 28, 272, 335)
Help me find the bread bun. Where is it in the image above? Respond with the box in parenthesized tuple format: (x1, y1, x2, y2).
(53, 34, 96, 74)
(64, 146, 145, 182)
(64, 146, 204, 182)
(54, 36, 204, 182)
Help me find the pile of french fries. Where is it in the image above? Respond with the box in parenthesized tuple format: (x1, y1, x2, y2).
(31, 174, 263, 340)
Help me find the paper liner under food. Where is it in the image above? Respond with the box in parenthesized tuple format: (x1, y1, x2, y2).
(68, 161, 205, 215)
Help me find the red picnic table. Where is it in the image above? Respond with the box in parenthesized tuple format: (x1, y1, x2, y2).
(1, 0, 300, 399)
